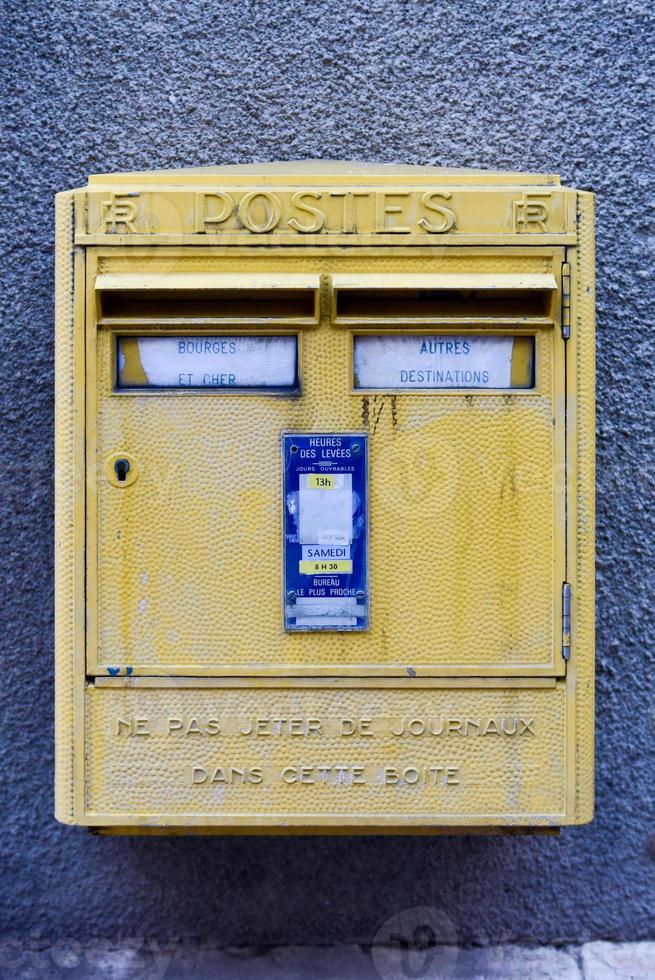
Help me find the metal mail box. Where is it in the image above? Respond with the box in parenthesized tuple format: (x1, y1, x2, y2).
(54, 161, 595, 833)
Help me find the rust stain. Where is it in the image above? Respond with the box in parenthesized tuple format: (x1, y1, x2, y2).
(371, 395, 385, 434)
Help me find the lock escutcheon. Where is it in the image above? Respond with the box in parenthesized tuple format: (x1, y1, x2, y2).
(114, 458, 130, 482)
(104, 452, 138, 488)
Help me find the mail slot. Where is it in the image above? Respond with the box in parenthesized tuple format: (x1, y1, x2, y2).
(55, 161, 595, 833)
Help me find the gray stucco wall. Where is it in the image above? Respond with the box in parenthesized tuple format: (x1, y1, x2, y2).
(2, 0, 654, 951)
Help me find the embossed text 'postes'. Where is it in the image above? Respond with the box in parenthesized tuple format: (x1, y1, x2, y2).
(194, 190, 457, 235)
(89, 186, 570, 238)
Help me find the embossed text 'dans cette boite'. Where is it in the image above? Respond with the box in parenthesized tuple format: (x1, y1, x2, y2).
(113, 709, 541, 791)
(85, 187, 568, 238)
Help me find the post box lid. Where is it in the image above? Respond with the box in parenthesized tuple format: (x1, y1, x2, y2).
(87, 159, 561, 187)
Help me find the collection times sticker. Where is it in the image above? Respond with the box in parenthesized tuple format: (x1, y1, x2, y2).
(283, 433, 368, 631)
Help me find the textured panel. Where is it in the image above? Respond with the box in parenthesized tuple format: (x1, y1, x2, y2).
(92, 251, 563, 673)
(99, 252, 556, 275)
(54, 192, 76, 822)
(572, 193, 596, 821)
(85, 685, 567, 824)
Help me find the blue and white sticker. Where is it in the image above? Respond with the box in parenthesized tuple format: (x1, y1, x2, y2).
(283, 433, 368, 631)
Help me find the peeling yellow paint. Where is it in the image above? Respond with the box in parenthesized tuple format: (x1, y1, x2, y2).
(54, 163, 595, 832)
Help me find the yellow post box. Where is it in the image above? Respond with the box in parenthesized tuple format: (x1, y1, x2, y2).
(55, 161, 595, 833)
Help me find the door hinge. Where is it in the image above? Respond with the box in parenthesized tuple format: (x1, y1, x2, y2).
(561, 262, 571, 339)
(562, 581, 571, 661)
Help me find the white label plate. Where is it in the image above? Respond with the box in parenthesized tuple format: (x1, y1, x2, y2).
(298, 472, 353, 545)
(117, 335, 297, 389)
(354, 335, 526, 389)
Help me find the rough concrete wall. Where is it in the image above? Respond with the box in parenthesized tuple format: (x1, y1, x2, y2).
(1, 0, 653, 948)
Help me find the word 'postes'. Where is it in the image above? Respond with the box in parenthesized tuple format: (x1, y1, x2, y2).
(194, 189, 457, 235)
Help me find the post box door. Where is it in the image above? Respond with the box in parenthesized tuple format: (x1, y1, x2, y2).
(86, 249, 566, 678)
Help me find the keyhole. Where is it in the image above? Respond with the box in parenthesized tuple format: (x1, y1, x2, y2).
(114, 458, 130, 483)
